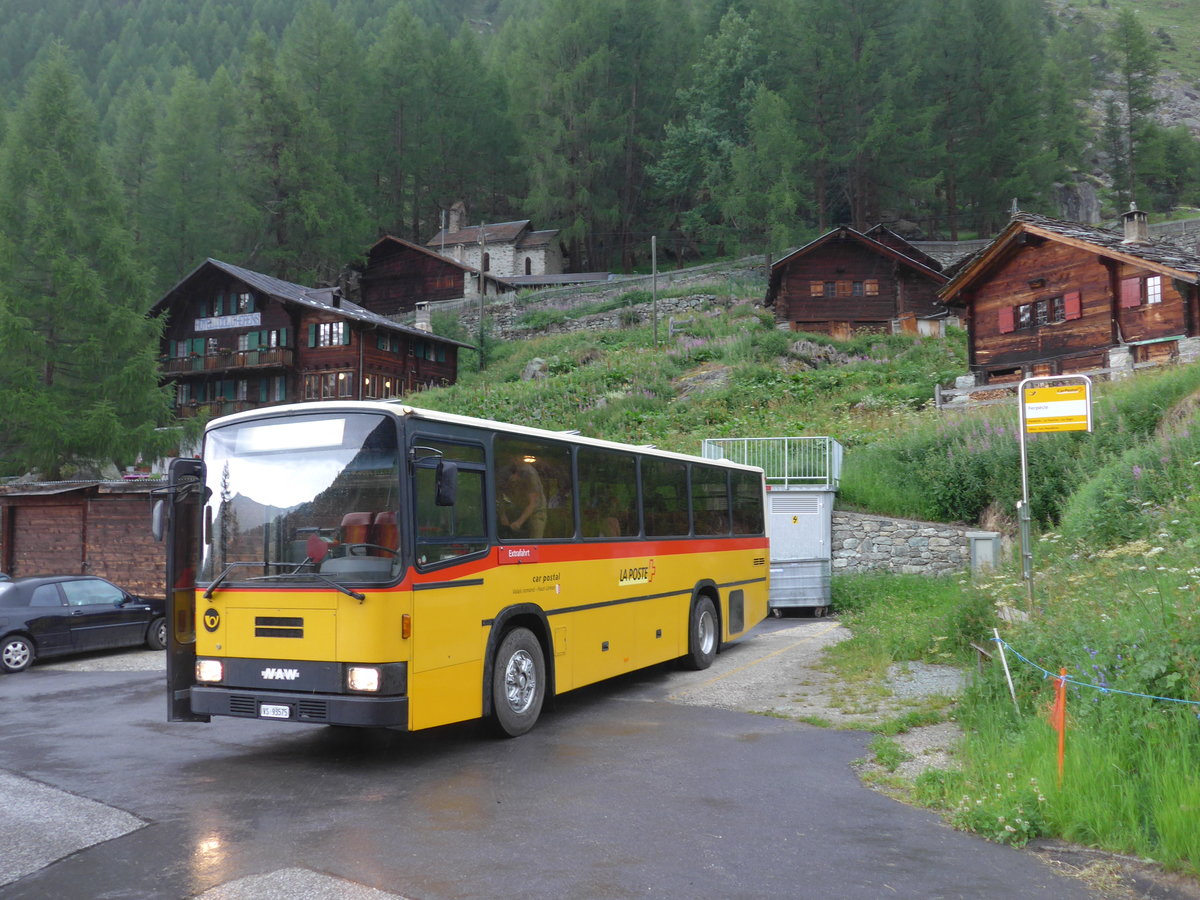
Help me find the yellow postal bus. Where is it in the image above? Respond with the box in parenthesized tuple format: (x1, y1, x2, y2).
(158, 402, 768, 736)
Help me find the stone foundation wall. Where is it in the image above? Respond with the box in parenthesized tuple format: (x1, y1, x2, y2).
(832, 511, 975, 575)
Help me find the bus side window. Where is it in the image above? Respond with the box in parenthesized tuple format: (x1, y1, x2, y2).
(578, 447, 636, 538)
(731, 470, 765, 535)
(642, 457, 689, 537)
(495, 436, 574, 540)
(414, 465, 486, 567)
(691, 465, 730, 536)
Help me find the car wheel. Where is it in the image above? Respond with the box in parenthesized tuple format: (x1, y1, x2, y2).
(2, 635, 35, 673)
(147, 617, 167, 651)
(683, 595, 719, 670)
(488, 627, 546, 738)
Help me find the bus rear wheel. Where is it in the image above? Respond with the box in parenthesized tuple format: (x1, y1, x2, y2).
(489, 627, 546, 738)
(684, 596, 718, 670)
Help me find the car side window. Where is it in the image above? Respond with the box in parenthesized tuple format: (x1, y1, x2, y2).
(61, 580, 123, 607)
(29, 585, 64, 607)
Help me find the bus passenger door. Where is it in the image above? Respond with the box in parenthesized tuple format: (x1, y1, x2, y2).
(159, 457, 210, 723)
(409, 450, 489, 729)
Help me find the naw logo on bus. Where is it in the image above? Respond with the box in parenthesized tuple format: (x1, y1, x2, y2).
(619, 559, 655, 586)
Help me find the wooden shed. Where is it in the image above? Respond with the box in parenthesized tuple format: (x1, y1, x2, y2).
(0, 481, 164, 599)
(940, 209, 1200, 383)
(765, 225, 948, 339)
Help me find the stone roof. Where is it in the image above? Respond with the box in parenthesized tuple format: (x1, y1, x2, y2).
(151, 259, 473, 348)
(426, 219, 533, 248)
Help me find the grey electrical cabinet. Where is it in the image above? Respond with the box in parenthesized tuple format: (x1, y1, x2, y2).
(702, 436, 842, 616)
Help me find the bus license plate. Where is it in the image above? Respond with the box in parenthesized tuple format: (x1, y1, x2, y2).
(260, 704, 291, 719)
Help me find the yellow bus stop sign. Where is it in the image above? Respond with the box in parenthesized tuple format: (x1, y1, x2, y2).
(1022, 383, 1092, 433)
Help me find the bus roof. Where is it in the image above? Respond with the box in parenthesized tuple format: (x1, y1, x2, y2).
(203, 400, 764, 473)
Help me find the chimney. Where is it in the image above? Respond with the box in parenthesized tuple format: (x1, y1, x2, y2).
(1122, 202, 1150, 244)
(414, 301, 432, 333)
(448, 201, 466, 234)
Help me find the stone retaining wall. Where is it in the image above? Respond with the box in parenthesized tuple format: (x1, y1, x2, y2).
(832, 511, 976, 575)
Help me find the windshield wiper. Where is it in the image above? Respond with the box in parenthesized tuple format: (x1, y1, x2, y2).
(251, 571, 366, 602)
(203, 562, 365, 602)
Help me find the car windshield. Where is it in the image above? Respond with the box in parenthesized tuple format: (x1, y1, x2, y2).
(200, 412, 403, 585)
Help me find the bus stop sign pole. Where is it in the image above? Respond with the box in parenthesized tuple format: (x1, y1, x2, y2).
(1017, 375, 1093, 611)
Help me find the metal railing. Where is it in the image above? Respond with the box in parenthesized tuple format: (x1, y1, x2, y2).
(701, 436, 843, 488)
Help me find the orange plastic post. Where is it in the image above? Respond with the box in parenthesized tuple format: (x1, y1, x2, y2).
(1051, 667, 1067, 783)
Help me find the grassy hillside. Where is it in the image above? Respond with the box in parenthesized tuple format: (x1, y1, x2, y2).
(424, 293, 967, 459)
(1084, 0, 1200, 83)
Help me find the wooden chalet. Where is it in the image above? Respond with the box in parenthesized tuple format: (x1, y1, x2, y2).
(940, 209, 1200, 383)
(765, 226, 949, 339)
(151, 259, 472, 420)
(359, 234, 511, 316)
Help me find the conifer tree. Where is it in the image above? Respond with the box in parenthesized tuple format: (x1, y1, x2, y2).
(1108, 8, 1160, 205)
(0, 45, 172, 478)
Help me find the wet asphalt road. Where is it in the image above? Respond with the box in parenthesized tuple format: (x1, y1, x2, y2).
(0, 619, 1099, 900)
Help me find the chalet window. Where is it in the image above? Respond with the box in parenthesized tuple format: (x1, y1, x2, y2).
(1033, 300, 1049, 326)
(207, 337, 219, 355)
(237, 292, 255, 313)
(310, 322, 349, 347)
(236, 379, 248, 401)
(1147, 275, 1162, 305)
(1016, 304, 1033, 329)
(809, 281, 823, 297)
(337, 371, 352, 398)
(823, 282, 836, 297)
(864, 279, 879, 296)
(1051, 296, 1065, 323)
(1120, 274, 1162, 308)
(852, 281, 864, 297)
(322, 373, 338, 398)
(364, 375, 376, 399)
(304, 375, 320, 400)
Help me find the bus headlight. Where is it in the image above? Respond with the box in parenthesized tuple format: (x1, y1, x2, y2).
(195, 659, 224, 683)
(347, 666, 381, 693)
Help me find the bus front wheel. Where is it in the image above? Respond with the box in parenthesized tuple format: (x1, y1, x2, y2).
(684, 596, 718, 670)
(489, 627, 546, 738)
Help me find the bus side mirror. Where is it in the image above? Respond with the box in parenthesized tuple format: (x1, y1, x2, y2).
(435, 461, 458, 507)
(152, 499, 165, 541)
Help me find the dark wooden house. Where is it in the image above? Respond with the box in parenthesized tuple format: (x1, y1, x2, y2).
(0, 481, 163, 597)
(152, 259, 472, 421)
(359, 235, 510, 317)
(765, 226, 948, 339)
(939, 209, 1200, 383)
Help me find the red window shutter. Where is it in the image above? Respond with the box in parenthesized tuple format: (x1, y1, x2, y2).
(1120, 277, 1142, 308)
(998, 306, 1015, 334)
(1064, 291, 1082, 320)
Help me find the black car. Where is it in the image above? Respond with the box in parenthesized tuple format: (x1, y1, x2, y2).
(0, 575, 166, 673)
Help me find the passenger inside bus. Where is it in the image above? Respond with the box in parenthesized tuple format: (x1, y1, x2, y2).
(498, 456, 547, 539)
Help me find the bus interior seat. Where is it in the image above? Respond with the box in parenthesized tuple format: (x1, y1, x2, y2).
(373, 511, 398, 555)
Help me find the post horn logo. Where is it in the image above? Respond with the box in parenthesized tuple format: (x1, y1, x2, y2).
(203, 608, 220, 632)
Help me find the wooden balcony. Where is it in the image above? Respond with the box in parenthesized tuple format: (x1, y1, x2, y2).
(160, 347, 294, 376)
(173, 399, 274, 419)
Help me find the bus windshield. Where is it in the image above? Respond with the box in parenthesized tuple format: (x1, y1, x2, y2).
(199, 412, 403, 586)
